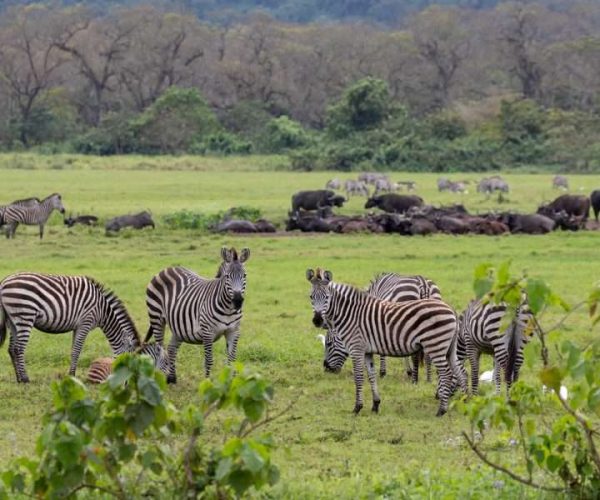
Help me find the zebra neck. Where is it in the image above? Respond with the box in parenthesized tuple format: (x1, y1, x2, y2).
(326, 283, 368, 322)
(98, 293, 138, 352)
(210, 277, 239, 313)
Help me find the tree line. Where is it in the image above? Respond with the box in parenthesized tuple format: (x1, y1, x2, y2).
(0, 2, 599, 171)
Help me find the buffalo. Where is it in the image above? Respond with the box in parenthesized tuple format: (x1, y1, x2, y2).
(105, 211, 155, 233)
(502, 213, 555, 234)
(537, 194, 590, 222)
(591, 190, 600, 221)
(365, 194, 424, 214)
(215, 220, 257, 233)
(286, 212, 333, 233)
(291, 190, 346, 214)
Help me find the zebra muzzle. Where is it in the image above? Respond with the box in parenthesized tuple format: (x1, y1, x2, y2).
(232, 293, 244, 309)
(312, 312, 324, 328)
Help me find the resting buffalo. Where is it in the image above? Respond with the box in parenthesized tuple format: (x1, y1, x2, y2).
(64, 215, 99, 227)
(291, 190, 345, 213)
(502, 213, 555, 234)
(592, 190, 600, 221)
(105, 211, 155, 233)
(215, 220, 257, 233)
(254, 219, 277, 233)
(286, 212, 333, 232)
(365, 194, 424, 213)
(537, 194, 590, 221)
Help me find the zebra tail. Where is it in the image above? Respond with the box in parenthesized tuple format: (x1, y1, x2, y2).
(505, 319, 519, 388)
(0, 302, 6, 348)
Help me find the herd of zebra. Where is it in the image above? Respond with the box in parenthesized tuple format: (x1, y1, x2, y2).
(0, 247, 249, 385)
(0, 247, 534, 419)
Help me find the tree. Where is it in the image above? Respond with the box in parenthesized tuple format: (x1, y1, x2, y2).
(132, 86, 220, 153)
(0, 5, 68, 145)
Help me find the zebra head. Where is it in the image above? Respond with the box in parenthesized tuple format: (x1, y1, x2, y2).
(48, 193, 65, 214)
(138, 343, 169, 375)
(219, 247, 250, 310)
(318, 328, 349, 373)
(306, 268, 333, 328)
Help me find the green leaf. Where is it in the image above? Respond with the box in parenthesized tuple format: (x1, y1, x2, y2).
(227, 470, 254, 496)
(526, 279, 551, 315)
(108, 365, 133, 389)
(588, 388, 600, 411)
(546, 454, 564, 473)
(241, 445, 266, 473)
(540, 367, 563, 393)
(473, 263, 493, 299)
(215, 457, 233, 481)
(138, 377, 162, 406)
(497, 261, 511, 287)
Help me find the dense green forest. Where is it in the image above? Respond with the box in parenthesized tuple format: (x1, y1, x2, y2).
(0, 1, 599, 171)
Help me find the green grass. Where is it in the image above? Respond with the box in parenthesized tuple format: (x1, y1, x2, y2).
(0, 160, 599, 497)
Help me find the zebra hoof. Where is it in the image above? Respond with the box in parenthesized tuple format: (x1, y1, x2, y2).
(18, 376, 30, 383)
(436, 408, 447, 417)
(379, 371, 386, 378)
(353, 404, 363, 415)
(371, 400, 380, 413)
(167, 375, 177, 385)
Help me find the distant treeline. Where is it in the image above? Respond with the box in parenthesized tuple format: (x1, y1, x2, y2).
(0, 1, 599, 171)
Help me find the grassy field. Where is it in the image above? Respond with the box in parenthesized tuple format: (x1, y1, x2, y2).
(0, 157, 599, 497)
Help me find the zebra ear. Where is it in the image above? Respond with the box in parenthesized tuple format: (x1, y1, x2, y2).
(323, 270, 333, 282)
(221, 247, 233, 263)
(306, 269, 315, 282)
(239, 248, 250, 263)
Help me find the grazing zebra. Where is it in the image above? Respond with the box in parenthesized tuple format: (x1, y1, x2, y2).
(307, 268, 466, 416)
(319, 273, 442, 382)
(145, 247, 250, 384)
(0, 197, 41, 227)
(460, 298, 534, 396)
(0, 272, 141, 382)
(4, 193, 65, 239)
(86, 343, 169, 384)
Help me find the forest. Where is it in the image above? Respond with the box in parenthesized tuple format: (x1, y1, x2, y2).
(0, 0, 599, 171)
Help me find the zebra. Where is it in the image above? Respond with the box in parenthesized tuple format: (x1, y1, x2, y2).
(0, 272, 142, 383)
(460, 298, 534, 396)
(4, 193, 65, 239)
(318, 273, 442, 382)
(0, 197, 41, 228)
(307, 268, 467, 416)
(86, 343, 169, 384)
(144, 247, 250, 384)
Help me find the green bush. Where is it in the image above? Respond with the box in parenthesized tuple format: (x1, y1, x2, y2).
(263, 116, 312, 153)
(191, 132, 253, 155)
(71, 112, 137, 155)
(425, 111, 468, 140)
(0, 355, 279, 498)
(162, 206, 263, 230)
(500, 99, 546, 144)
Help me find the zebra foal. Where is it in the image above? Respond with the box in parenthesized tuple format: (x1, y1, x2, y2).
(460, 298, 534, 396)
(0, 272, 142, 382)
(145, 247, 250, 384)
(4, 193, 65, 239)
(307, 268, 466, 416)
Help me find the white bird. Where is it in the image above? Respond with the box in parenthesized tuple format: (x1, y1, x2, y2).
(316, 334, 326, 346)
(542, 385, 568, 400)
(479, 370, 494, 383)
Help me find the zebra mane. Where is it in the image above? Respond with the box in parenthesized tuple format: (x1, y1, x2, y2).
(333, 281, 369, 300)
(42, 193, 61, 202)
(89, 278, 141, 346)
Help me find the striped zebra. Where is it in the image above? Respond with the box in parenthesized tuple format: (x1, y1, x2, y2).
(86, 343, 169, 384)
(4, 193, 65, 239)
(307, 268, 466, 416)
(0, 272, 141, 382)
(319, 272, 442, 382)
(145, 247, 250, 384)
(0, 197, 41, 227)
(460, 298, 534, 396)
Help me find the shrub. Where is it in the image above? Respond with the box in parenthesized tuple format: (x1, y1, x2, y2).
(162, 206, 263, 230)
(191, 132, 253, 155)
(263, 116, 312, 153)
(1, 356, 280, 498)
(425, 111, 468, 140)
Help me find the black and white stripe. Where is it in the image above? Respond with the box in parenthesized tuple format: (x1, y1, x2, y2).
(308, 268, 466, 416)
(4, 193, 65, 239)
(0, 272, 141, 382)
(322, 272, 442, 382)
(86, 343, 169, 384)
(0, 197, 41, 228)
(144, 247, 250, 384)
(460, 298, 533, 395)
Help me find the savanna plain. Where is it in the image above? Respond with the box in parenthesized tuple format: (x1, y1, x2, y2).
(0, 154, 599, 498)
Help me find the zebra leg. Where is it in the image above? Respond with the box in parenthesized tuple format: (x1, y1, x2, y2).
(203, 331, 214, 378)
(9, 321, 32, 383)
(39, 223, 44, 240)
(166, 336, 181, 384)
(350, 350, 365, 414)
(365, 353, 381, 413)
(379, 355, 387, 378)
(493, 360, 502, 395)
(6, 222, 17, 239)
(69, 326, 92, 376)
(403, 357, 413, 378)
(225, 330, 240, 365)
(411, 352, 419, 384)
(468, 347, 481, 396)
(436, 366, 453, 416)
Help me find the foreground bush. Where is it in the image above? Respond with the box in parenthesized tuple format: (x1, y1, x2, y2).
(0, 356, 279, 499)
